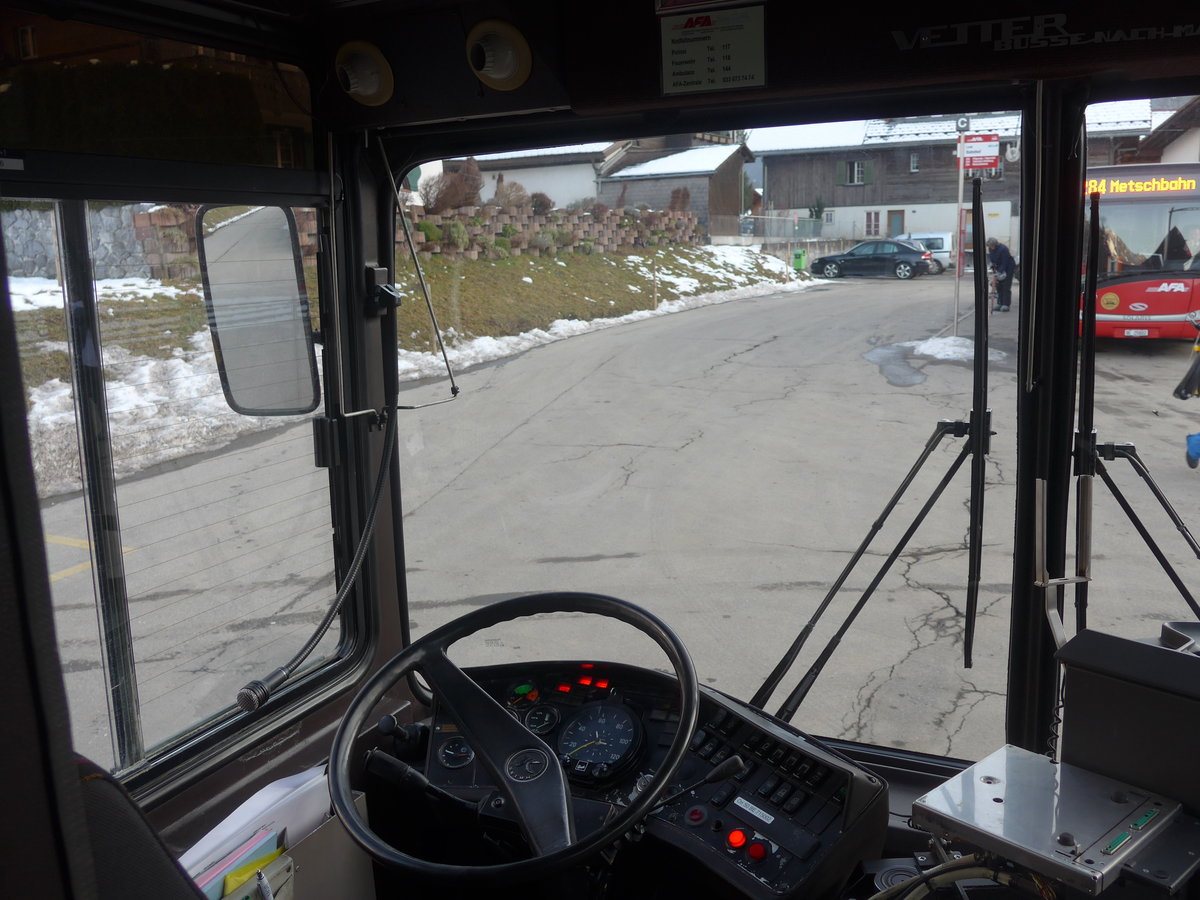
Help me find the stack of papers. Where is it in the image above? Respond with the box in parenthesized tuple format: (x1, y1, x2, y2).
(180, 766, 329, 899)
(193, 829, 280, 899)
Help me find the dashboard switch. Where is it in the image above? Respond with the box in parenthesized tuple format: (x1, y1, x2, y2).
(710, 784, 736, 807)
(684, 805, 708, 826)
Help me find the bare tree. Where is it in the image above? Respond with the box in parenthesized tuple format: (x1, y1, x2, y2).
(420, 173, 466, 213)
(491, 180, 530, 208)
(458, 157, 483, 207)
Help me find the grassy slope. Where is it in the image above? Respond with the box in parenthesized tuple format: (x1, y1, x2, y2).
(15, 246, 795, 398)
(394, 246, 796, 353)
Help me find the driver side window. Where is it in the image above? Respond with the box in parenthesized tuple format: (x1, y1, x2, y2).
(5, 198, 339, 773)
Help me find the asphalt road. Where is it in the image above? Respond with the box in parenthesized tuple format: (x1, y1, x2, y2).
(44, 270, 1200, 765)
(399, 271, 1200, 760)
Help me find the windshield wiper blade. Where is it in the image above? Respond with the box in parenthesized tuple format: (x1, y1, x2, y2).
(963, 179, 993, 668)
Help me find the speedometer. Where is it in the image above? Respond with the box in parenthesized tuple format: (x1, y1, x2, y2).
(557, 703, 640, 770)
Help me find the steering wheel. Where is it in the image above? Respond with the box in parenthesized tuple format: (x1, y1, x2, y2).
(328, 592, 699, 882)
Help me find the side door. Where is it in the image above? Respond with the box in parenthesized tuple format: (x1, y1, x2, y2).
(869, 241, 899, 275)
(841, 242, 877, 275)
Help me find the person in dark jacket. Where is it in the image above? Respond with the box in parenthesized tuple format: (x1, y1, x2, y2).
(986, 237, 1016, 312)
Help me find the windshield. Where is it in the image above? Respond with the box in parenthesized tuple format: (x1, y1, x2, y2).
(19, 96, 1200, 774)
(1096, 200, 1200, 276)
(395, 115, 1023, 761)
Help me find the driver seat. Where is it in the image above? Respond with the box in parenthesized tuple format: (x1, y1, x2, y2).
(75, 755, 207, 900)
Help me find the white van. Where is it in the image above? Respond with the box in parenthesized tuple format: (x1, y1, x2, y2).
(896, 232, 953, 274)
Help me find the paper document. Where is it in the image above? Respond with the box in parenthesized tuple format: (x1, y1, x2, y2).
(180, 765, 327, 877)
(194, 828, 277, 900)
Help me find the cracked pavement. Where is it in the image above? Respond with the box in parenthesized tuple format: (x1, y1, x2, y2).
(45, 274, 1200, 765)
(403, 276, 1199, 760)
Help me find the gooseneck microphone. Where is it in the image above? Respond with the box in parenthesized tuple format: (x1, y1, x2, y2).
(236, 667, 289, 712)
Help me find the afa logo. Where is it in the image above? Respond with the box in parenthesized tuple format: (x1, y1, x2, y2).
(682, 15, 713, 27)
(1145, 282, 1188, 293)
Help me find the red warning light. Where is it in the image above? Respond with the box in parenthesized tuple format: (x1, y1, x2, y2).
(556, 683, 572, 693)
(577, 676, 593, 686)
(727, 829, 748, 849)
(747, 842, 768, 862)
(595, 679, 610, 689)
(580, 663, 595, 668)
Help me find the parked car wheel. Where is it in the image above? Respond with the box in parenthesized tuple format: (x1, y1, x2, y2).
(821, 262, 841, 278)
(894, 261, 915, 279)
(927, 259, 945, 275)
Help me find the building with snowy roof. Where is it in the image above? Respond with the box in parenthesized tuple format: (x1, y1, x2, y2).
(745, 100, 1183, 248)
(596, 144, 753, 233)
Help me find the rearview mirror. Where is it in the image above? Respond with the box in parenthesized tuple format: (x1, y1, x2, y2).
(197, 205, 320, 416)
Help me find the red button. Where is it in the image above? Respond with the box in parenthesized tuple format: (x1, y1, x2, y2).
(727, 829, 748, 849)
(747, 842, 768, 862)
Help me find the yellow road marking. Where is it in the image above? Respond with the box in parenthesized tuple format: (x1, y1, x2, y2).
(45, 534, 136, 583)
(46, 534, 93, 549)
(50, 561, 95, 583)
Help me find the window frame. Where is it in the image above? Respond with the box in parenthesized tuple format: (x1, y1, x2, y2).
(0, 157, 376, 786)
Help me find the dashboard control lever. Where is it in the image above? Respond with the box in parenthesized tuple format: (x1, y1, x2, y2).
(365, 748, 475, 813)
(653, 754, 747, 812)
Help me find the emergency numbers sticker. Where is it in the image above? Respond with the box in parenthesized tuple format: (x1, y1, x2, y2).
(661, 6, 765, 95)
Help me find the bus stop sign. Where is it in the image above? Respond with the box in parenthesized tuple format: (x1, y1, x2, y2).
(963, 133, 1000, 169)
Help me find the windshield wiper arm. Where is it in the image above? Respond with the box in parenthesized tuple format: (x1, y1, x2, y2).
(754, 180, 995, 719)
(748, 418, 969, 713)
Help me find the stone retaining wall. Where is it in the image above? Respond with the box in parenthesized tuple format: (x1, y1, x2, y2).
(2, 201, 698, 282)
(398, 205, 700, 260)
(2, 202, 196, 281)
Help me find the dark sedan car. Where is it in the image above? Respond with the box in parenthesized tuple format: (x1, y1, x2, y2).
(811, 239, 932, 280)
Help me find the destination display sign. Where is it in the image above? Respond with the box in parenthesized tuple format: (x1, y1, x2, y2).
(1086, 174, 1200, 196)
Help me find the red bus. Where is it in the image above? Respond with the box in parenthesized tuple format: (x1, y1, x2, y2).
(1088, 162, 1200, 338)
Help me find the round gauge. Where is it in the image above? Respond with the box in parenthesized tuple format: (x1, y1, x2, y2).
(437, 736, 475, 769)
(506, 681, 540, 707)
(524, 704, 560, 735)
(506, 748, 550, 783)
(557, 703, 640, 767)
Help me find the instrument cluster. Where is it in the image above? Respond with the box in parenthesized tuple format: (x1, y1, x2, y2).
(428, 662, 669, 791)
(423, 660, 889, 899)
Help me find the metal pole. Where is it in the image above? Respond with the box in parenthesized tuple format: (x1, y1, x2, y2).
(59, 200, 144, 767)
(953, 132, 965, 337)
(1074, 193, 1101, 633)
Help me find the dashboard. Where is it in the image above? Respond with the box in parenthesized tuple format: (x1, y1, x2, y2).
(424, 661, 889, 898)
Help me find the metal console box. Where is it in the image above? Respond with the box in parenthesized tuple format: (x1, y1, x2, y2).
(912, 745, 1179, 895)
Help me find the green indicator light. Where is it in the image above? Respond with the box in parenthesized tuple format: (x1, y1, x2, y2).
(1130, 809, 1159, 831)
(1102, 832, 1132, 855)
(515, 684, 533, 695)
